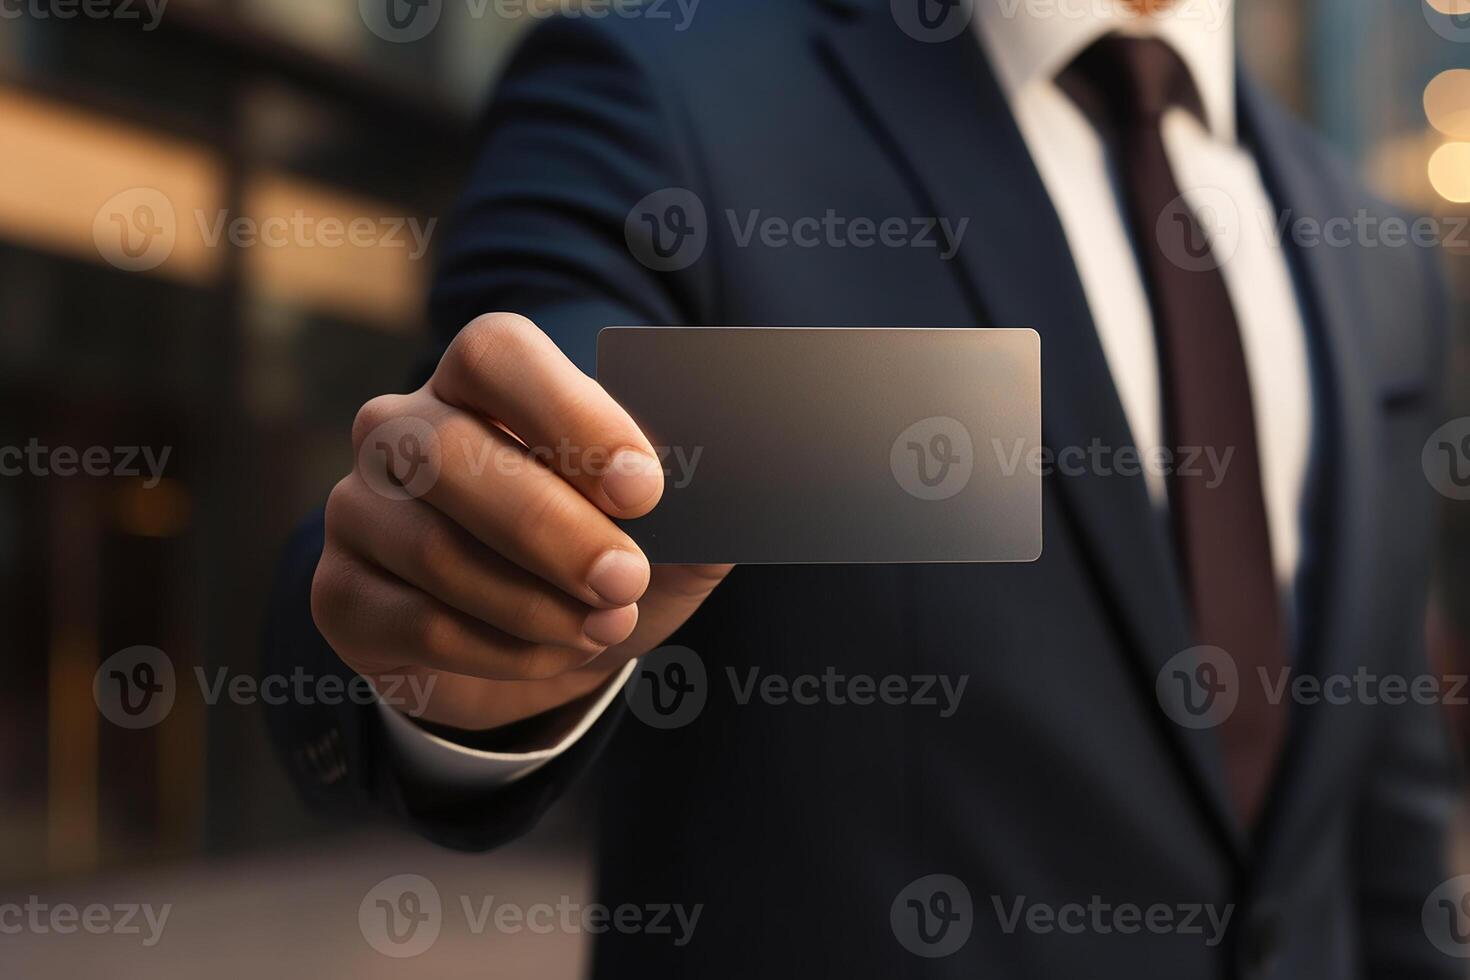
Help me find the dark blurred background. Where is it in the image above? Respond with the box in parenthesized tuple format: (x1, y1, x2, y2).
(0, 1, 1468, 976)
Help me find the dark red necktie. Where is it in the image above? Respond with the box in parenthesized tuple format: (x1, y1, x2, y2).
(1060, 35, 1288, 827)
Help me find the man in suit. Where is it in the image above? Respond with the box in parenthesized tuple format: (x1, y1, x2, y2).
(266, 0, 1463, 975)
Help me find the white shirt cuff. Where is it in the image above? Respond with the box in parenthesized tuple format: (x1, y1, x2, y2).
(377, 661, 636, 791)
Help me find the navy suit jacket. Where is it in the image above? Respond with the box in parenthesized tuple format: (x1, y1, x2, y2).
(265, 1, 1461, 976)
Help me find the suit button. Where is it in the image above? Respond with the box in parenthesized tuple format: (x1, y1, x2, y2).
(298, 727, 347, 786)
(1240, 911, 1281, 979)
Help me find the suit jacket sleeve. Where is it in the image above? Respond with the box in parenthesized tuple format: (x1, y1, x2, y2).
(261, 14, 709, 852)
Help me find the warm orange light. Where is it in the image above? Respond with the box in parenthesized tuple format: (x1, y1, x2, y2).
(114, 477, 192, 539)
(1428, 142, 1470, 203)
(1426, 70, 1470, 138)
(1118, 0, 1176, 13)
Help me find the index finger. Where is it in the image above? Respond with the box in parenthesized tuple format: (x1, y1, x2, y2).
(431, 312, 664, 518)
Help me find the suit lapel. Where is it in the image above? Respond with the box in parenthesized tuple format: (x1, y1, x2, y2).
(1237, 77, 1388, 868)
(815, 2, 1244, 854)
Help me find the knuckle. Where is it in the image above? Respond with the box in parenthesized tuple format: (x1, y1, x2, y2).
(414, 608, 461, 664)
(446, 312, 536, 383)
(516, 645, 582, 681)
(323, 476, 375, 536)
(514, 478, 579, 538)
(406, 522, 455, 591)
(512, 586, 554, 633)
(551, 387, 618, 459)
(351, 394, 402, 450)
(322, 478, 352, 534)
(309, 551, 356, 638)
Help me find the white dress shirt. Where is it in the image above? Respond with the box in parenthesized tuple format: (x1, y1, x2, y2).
(381, 0, 1314, 789)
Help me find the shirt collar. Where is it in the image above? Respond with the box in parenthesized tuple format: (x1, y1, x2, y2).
(973, 0, 1237, 142)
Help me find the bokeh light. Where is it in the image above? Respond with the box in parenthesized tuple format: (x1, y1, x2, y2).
(1428, 142, 1470, 202)
(1427, 70, 1470, 138)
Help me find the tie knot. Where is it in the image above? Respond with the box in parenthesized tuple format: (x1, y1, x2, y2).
(1060, 34, 1205, 131)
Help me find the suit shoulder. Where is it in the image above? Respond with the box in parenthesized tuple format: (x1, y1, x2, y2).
(1247, 78, 1447, 287)
(508, 0, 824, 82)
(1247, 80, 1420, 223)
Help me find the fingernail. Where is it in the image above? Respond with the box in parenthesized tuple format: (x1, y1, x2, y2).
(584, 604, 638, 646)
(602, 449, 662, 511)
(587, 550, 649, 606)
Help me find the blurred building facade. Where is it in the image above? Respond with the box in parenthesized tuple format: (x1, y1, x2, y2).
(0, 0, 525, 881)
